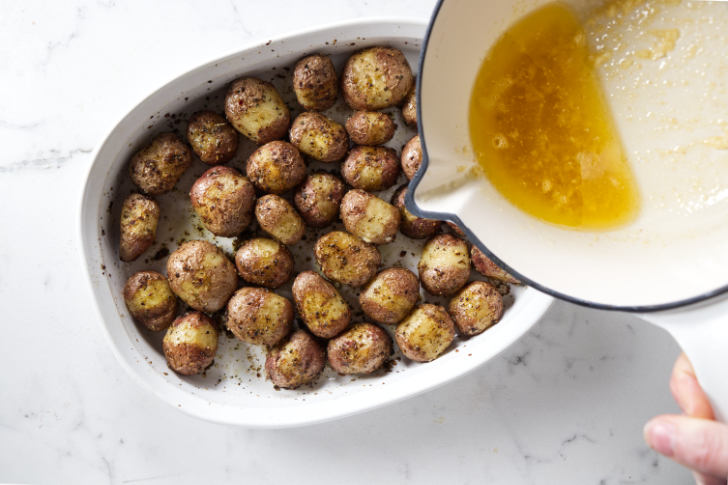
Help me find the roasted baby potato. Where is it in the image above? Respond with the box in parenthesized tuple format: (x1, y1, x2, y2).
(292, 54, 338, 111)
(162, 312, 218, 375)
(189, 166, 256, 237)
(166, 240, 238, 313)
(129, 132, 192, 195)
(341, 146, 400, 192)
(265, 329, 326, 389)
(401, 134, 422, 181)
(186, 110, 239, 164)
(401, 85, 417, 127)
(395, 304, 455, 362)
(340, 189, 401, 245)
(246, 140, 306, 194)
(391, 186, 440, 239)
(341, 47, 414, 110)
(292, 270, 351, 338)
(446, 221, 466, 238)
(327, 323, 392, 375)
(314, 231, 381, 287)
(289, 112, 348, 162)
(471, 246, 520, 284)
(359, 268, 419, 325)
(226, 287, 294, 346)
(224, 77, 290, 144)
(119, 193, 159, 262)
(418, 234, 471, 296)
(255, 195, 306, 245)
(234, 237, 294, 288)
(448, 281, 504, 337)
(293, 172, 345, 228)
(345, 111, 396, 146)
(123, 271, 177, 331)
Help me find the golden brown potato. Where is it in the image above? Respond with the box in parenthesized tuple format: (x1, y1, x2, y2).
(359, 268, 419, 325)
(292, 54, 338, 111)
(401, 134, 422, 181)
(123, 271, 177, 331)
(189, 166, 256, 237)
(391, 186, 440, 239)
(401, 85, 417, 127)
(265, 329, 326, 389)
(119, 193, 159, 262)
(162, 312, 218, 375)
(245, 140, 306, 194)
(129, 133, 192, 195)
(341, 47, 414, 110)
(345, 111, 396, 146)
(394, 304, 455, 362)
(327, 323, 392, 375)
(314, 231, 381, 287)
(340, 189, 400, 244)
(166, 240, 238, 313)
(448, 281, 504, 337)
(234, 238, 294, 288)
(341, 146, 400, 192)
(418, 234, 471, 296)
(294, 172, 345, 228)
(289, 112, 348, 162)
(255, 195, 305, 245)
(224, 77, 290, 144)
(186, 111, 239, 164)
(292, 270, 351, 338)
(471, 246, 520, 284)
(226, 287, 293, 346)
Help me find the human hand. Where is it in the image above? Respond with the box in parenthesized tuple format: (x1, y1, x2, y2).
(644, 353, 728, 485)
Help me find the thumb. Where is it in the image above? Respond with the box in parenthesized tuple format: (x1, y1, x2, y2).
(645, 414, 728, 479)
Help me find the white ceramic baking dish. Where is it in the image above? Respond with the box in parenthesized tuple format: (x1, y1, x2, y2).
(79, 18, 552, 428)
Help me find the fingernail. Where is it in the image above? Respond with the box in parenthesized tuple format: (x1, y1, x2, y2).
(644, 418, 675, 457)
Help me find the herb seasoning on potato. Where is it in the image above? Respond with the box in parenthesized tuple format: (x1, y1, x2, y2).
(163, 312, 218, 376)
(292, 270, 352, 339)
(226, 287, 294, 347)
(418, 234, 471, 296)
(327, 323, 392, 375)
(314, 231, 381, 287)
(359, 268, 419, 325)
(294, 172, 345, 228)
(265, 329, 326, 389)
(400, 134, 422, 181)
(292, 54, 338, 111)
(471, 246, 520, 284)
(391, 185, 440, 239)
(234, 238, 294, 289)
(129, 132, 192, 195)
(255, 195, 306, 245)
(186, 111, 239, 165)
(225, 77, 290, 144)
(123, 271, 177, 331)
(448, 281, 504, 337)
(341, 145, 400, 192)
(189, 166, 256, 237)
(345, 111, 396, 146)
(119, 193, 159, 262)
(395, 304, 456, 362)
(246, 140, 306, 194)
(340, 189, 401, 245)
(341, 47, 414, 110)
(289, 112, 348, 163)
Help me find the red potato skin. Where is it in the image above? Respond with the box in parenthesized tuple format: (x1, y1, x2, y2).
(265, 330, 326, 389)
(401, 135, 422, 181)
(189, 166, 256, 237)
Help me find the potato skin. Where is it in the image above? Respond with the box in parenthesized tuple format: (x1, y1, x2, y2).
(345, 111, 396, 146)
(394, 304, 455, 362)
(255, 195, 306, 245)
(292, 54, 338, 111)
(294, 173, 345, 228)
(341, 146, 400, 192)
(446, 221, 466, 238)
(119, 193, 159, 262)
(391, 185, 440, 239)
(226, 287, 293, 346)
(224, 77, 290, 144)
(401, 86, 417, 127)
(189, 166, 256, 237)
(314, 231, 381, 287)
(162, 312, 218, 375)
(292, 271, 351, 338)
(166, 240, 238, 313)
(401, 135, 422, 181)
(418, 234, 471, 296)
(471, 246, 520, 284)
(359, 268, 419, 325)
(129, 133, 192, 195)
(289, 112, 348, 163)
(448, 281, 504, 337)
(265, 329, 326, 389)
(327, 323, 392, 375)
(234, 238, 294, 288)
(245, 140, 306, 194)
(123, 271, 177, 331)
(341, 47, 414, 110)
(186, 111, 238, 164)
(340, 189, 401, 245)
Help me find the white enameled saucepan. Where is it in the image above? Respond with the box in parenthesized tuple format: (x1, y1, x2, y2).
(409, 0, 728, 419)
(79, 19, 552, 428)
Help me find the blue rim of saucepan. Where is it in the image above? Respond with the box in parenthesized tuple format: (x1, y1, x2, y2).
(406, 0, 728, 313)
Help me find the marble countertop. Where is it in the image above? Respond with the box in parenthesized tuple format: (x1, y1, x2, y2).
(0, 1, 690, 483)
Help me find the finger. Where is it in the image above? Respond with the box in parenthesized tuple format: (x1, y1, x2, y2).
(644, 414, 728, 478)
(670, 353, 715, 419)
(693, 470, 726, 485)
